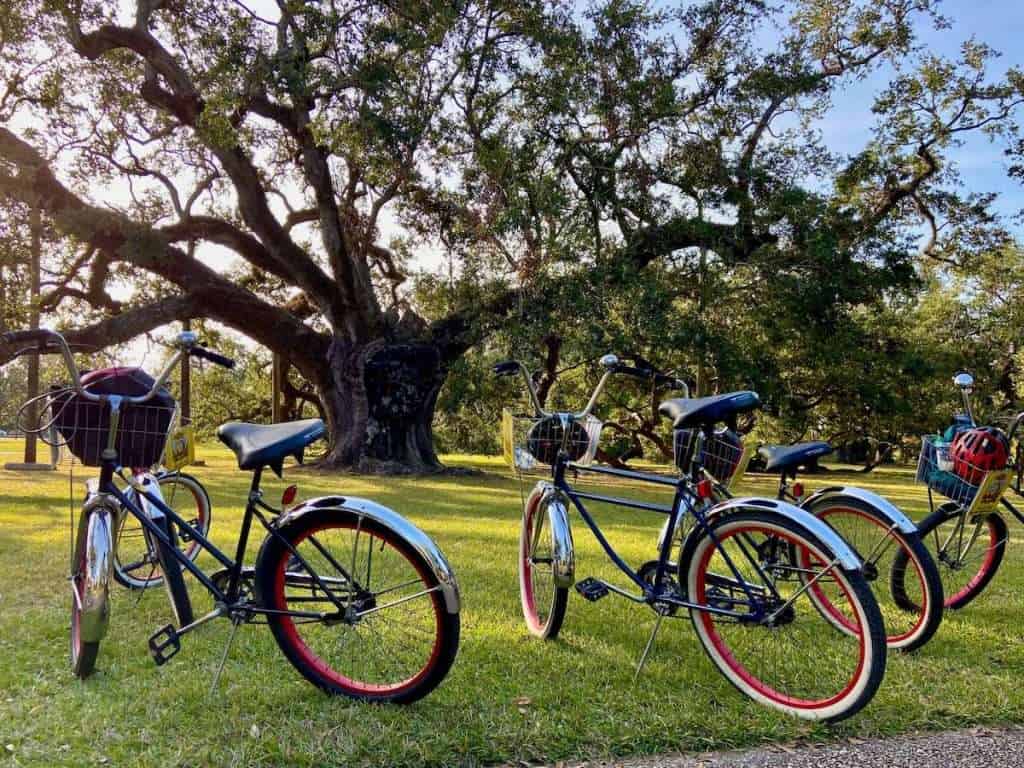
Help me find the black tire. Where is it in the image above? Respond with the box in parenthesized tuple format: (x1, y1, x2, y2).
(519, 490, 568, 639)
(153, 515, 194, 627)
(898, 502, 1008, 610)
(799, 499, 944, 653)
(680, 510, 886, 723)
(254, 508, 459, 704)
(113, 472, 211, 590)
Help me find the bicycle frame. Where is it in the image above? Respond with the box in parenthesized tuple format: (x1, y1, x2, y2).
(548, 452, 793, 621)
(93, 457, 355, 623)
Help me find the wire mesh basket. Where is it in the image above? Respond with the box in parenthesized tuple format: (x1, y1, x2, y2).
(501, 409, 602, 472)
(674, 427, 753, 489)
(917, 435, 1013, 514)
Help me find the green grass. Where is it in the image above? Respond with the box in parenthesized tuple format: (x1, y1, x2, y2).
(1, 439, 1023, 767)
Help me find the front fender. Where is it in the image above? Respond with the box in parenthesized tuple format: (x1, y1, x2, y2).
(801, 486, 917, 535)
(75, 495, 116, 643)
(706, 497, 863, 570)
(526, 482, 575, 589)
(278, 496, 460, 614)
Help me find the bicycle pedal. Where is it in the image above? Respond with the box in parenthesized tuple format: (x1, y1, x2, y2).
(148, 624, 181, 666)
(575, 577, 609, 602)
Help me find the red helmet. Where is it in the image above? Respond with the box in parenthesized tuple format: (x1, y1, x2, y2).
(950, 427, 1009, 484)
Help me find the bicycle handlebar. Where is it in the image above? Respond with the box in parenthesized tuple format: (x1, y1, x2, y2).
(2, 327, 232, 405)
(190, 346, 236, 369)
(494, 353, 689, 419)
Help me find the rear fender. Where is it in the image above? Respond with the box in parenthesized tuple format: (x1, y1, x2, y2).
(701, 497, 863, 570)
(802, 486, 917, 535)
(277, 496, 460, 614)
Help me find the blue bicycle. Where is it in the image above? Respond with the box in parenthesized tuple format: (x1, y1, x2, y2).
(497, 354, 887, 722)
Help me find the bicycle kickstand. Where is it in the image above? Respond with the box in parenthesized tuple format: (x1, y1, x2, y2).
(633, 612, 665, 683)
(210, 614, 243, 695)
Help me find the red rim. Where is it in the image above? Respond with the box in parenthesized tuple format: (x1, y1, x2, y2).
(803, 508, 928, 644)
(944, 517, 999, 607)
(273, 521, 443, 696)
(696, 524, 867, 710)
(520, 495, 547, 633)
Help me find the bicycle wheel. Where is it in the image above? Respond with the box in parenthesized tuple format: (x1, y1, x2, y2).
(520, 492, 568, 639)
(70, 528, 100, 678)
(113, 472, 211, 590)
(897, 502, 1008, 610)
(153, 514, 194, 627)
(254, 508, 459, 703)
(681, 510, 886, 722)
(798, 500, 943, 652)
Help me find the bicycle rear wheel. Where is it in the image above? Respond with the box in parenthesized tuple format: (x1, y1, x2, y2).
(254, 508, 459, 703)
(897, 502, 1008, 610)
(681, 510, 886, 722)
(113, 472, 211, 589)
(798, 501, 943, 652)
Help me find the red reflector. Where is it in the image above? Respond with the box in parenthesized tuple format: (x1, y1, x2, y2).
(282, 485, 298, 506)
(696, 479, 713, 499)
(792, 482, 805, 499)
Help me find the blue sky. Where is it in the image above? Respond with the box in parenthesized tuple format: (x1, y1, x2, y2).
(814, 0, 1024, 232)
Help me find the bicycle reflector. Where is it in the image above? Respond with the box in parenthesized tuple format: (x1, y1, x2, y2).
(282, 485, 298, 506)
(792, 482, 805, 499)
(696, 478, 713, 499)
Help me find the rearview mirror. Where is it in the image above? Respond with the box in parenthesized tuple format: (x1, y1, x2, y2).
(953, 372, 974, 391)
(599, 353, 619, 370)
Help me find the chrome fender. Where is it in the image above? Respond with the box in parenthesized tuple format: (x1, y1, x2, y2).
(801, 486, 917, 535)
(277, 496, 460, 614)
(704, 497, 863, 570)
(75, 495, 116, 643)
(525, 482, 575, 589)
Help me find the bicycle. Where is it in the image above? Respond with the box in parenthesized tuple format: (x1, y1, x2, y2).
(893, 372, 1024, 610)
(3, 328, 460, 703)
(656, 434, 943, 652)
(496, 354, 887, 723)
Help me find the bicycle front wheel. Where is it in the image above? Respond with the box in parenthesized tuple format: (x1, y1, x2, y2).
(254, 508, 459, 703)
(520, 490, 568, 639)
(113, 472, 211, 590)
(899, 502, 1008, 610)
(799, 500, 943, 652)
(681, 510, 886, 722)
(71, 536, 100, 678)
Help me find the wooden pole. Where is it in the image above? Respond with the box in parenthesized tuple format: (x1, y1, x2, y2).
(24, 203, 41, 464)
(272, 352, 284, 423)
(181, 319, 192, 425)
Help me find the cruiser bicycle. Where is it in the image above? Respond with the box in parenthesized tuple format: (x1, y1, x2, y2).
(3, 328, 460, 703)
(497, 354, 887, 723)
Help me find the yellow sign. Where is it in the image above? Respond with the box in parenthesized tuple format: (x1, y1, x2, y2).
(163, 425, 195, 471)
(726, 443, 758, 491)
(968, 469, 1012, 517)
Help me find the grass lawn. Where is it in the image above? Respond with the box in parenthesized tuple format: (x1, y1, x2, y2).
(1, 438, 1023, 767)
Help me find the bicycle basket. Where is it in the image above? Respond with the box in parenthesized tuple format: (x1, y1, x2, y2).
(917, 434, 1012, 514)
(48, 367, 177, 468)
(675, 427, 750, 487)
(501, 409, 602, 471)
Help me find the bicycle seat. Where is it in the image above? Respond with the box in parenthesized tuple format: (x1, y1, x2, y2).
(217, 418, 326, 475)
(758, 442, 832, 473)
(658, 391, 760, 429)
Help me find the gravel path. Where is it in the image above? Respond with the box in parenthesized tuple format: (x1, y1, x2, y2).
(552, 727, 1024, 768)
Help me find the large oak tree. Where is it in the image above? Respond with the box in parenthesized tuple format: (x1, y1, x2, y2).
(0, 0, 1020, 471)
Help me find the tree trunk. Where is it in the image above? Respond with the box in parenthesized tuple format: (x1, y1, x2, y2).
(316, 339, 447, 473)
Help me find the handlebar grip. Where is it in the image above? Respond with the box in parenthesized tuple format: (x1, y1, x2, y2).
(190, 346, 236, 369)
(1, 329, 56, 346)
(614, 364, 656, 380)
(493, 361, 520, 377)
